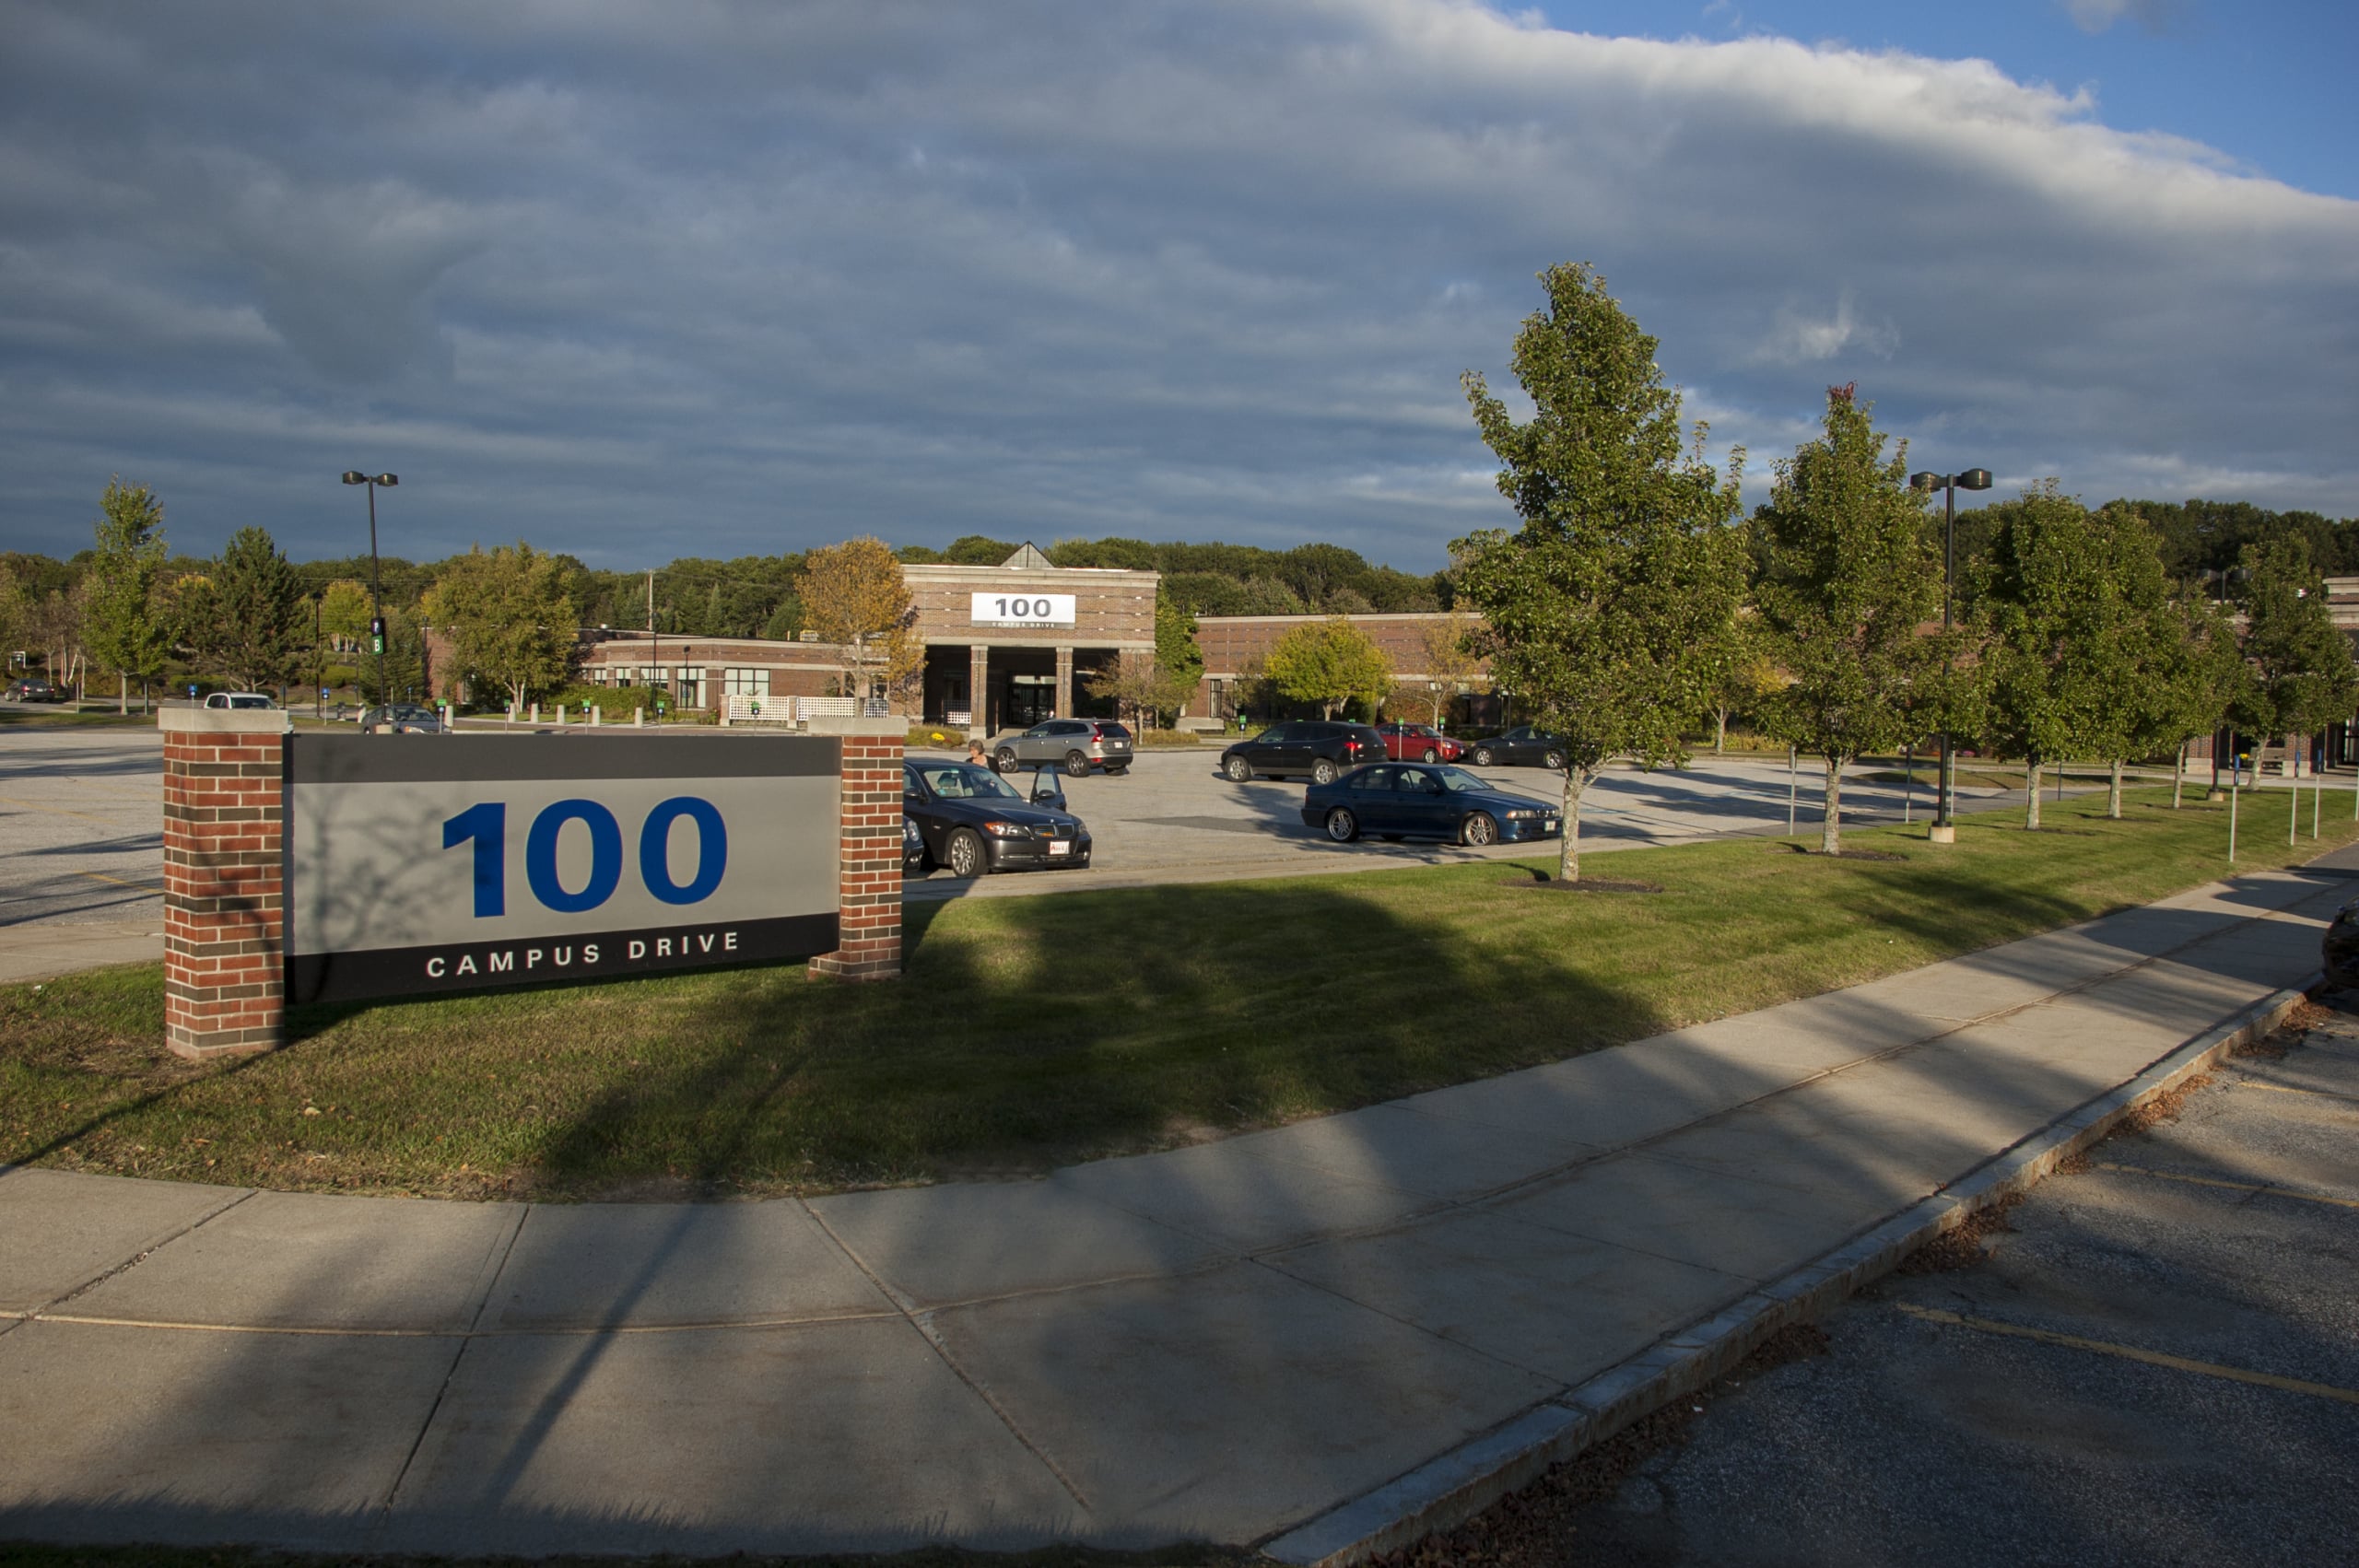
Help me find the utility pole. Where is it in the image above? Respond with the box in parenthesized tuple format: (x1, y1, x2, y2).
(647, 568, 659, 721)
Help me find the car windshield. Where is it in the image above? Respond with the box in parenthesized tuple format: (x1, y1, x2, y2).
(1429, 766, 1494, 793)
(920, 764, 1020, 801)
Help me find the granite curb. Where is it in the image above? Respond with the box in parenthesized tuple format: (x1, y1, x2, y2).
(1260, 973, 2322, 1567)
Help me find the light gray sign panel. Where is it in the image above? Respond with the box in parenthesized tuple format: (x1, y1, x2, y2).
(287, 733, 841, 1002)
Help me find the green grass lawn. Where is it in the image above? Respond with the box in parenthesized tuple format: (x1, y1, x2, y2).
(5, 788, 2350, 1202)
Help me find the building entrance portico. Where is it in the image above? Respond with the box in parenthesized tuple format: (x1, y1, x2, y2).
(904, 545, 1158, 736)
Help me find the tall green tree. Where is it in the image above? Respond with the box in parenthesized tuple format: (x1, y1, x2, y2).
(1970, 484, 2131, 829)
(1155, 596, 1204, 706)
(190, 526, 302, 693)
(2086, 505, 2235, 816)
(2235, 533, 2359, 764)
(2136, 587, 2246, 811)
(83, 478, 170, 712)
(1263, 616, 1392, 719)
(1750, 386, 1948, 853)
(420, 543, 580, 706)
(1454, 263, 1745, 880)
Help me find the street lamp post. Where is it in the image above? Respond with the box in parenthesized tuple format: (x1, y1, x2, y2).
(1908, 466, 1993, 842)
(340, 472, 398, 720)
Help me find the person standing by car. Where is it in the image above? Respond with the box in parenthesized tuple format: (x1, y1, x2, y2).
(968, 739, 991, 767)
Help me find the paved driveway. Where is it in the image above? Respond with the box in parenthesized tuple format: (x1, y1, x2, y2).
(0, 723, 165, 980)
(906, 745, 2005, 900)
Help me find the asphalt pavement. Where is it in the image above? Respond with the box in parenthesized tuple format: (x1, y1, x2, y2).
(1492, 992, 2359, 1568)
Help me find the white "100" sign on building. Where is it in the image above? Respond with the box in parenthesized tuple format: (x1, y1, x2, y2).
(969, 591, 1075, 628)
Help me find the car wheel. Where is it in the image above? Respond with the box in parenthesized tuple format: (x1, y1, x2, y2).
(1543, 749, 1567, 772)
(992, 746, 1017, 772)
(1472, 746, 1495, 766)
(1421, 747, 1438, 763)
(1325, 807, 1359, 842)
(1311, 757, 1339, 785)
(945, 827, 989, 879)
(1063, 750, 1090, 778)
(1461, 812, 1499, 847)
(1225, 755, 1252, 782)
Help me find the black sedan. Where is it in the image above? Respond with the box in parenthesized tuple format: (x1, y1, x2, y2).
(903, 760, 1092, 878)
(1302, 763, 1564, 848)
(1464, 726, 1569, 770)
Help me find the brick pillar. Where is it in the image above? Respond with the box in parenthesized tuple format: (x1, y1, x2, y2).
(968, 644, 990, 737)
(809, 720, 905, 981)
(160, 708, 291, 1059)
(1054, 644, 1074, 720)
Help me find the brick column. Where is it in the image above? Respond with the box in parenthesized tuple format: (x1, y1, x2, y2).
(1054, 644, 1074, 719)
(160, 708, 291, 1059)
(968, 644, 990, 737)
(809, 720, 905, 981)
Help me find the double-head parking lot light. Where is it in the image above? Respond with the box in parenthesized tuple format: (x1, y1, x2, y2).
(341, 472, 399, 716)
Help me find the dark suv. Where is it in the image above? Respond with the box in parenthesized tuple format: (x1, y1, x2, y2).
(1220, 721, 1387, 785)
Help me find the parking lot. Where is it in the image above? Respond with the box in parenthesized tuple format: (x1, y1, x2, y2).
(905, 742, 2005, 901)
(0, 717, 2018, 944)
(1410, 997, 2359, 1567)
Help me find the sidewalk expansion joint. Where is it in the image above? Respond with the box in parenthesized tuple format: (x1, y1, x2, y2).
(24, 1185, 254, 1322)
(800, 1199, 1094, 1513)
(373, 1201, 530, 1525)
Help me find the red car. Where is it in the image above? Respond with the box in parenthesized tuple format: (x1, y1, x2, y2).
(1374, 721, 1465, 764)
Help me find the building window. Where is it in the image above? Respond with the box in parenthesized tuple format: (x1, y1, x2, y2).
(723, 668, 770, 697)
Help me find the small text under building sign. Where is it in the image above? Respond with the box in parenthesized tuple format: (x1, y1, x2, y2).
(287, 733, 841, 1003)
(969, 591, 1075, 628)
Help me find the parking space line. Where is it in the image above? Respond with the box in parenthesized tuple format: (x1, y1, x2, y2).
(0, 792, 123, 827)
(1895, 1302, 2359, 1406)
(2234, 1080, 2359, 1108)
(2090, 1160, 2359, 1211)
(77, 870, 163, 893)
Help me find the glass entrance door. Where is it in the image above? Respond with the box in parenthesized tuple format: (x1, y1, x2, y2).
(1009, 673, 1057, 726)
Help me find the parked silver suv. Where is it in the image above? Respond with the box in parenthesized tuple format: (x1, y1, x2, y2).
(988, 718, 1134, 777)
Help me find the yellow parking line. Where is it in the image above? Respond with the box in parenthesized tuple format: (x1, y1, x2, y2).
(0, 792, 119, 827)
(1895, 1302, 2359, 1406)
(2091, 1161, 2359, 1211)
(2235, 1081, 2359, 1107)
(79, 870, 162, 893)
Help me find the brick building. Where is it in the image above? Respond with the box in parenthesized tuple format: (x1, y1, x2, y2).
(1190, 611, 1494, 726)
(568, 544, 1160, 731)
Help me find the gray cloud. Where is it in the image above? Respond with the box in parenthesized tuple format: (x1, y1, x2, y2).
(0, 0, 2350, 570)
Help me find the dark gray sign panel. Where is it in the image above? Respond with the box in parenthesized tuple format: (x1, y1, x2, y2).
(287, 733, 841, 1003)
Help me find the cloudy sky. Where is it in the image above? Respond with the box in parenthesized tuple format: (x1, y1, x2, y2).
(4, 0, 2353, 570)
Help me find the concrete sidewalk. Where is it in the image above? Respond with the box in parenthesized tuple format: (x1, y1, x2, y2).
(3, 854, 2353, 1559)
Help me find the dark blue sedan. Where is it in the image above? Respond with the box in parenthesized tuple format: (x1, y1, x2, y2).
(1300, 763, 1564, 848)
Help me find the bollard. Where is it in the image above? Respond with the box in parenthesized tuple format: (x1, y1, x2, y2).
(2229, 780, 2239, 862)
(634, 706, 644, 728)
(592, 703, 601, 727)
(530, 701, 540, 724)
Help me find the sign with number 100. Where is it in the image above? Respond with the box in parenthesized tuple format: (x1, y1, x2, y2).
(969, 590, 1075, 626)
(442, 796, 726, 917)
(286, 732, 845, 1004)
